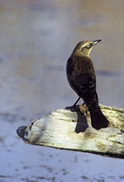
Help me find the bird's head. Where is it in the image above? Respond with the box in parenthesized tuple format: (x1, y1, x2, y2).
(72, 39, 101, 56)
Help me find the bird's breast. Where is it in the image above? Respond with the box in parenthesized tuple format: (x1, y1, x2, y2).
(69, 56, 95, 74)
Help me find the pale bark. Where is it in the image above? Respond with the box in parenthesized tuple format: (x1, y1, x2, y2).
(17, 105, 124, 158)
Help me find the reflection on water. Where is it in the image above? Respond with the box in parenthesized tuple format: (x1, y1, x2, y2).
(1, 0, 124, 181)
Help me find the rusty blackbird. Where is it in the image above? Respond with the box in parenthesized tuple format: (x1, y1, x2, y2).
(66, 40, 109, 130)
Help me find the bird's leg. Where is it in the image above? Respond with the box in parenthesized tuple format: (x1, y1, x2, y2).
(65, 97, 81, 111)
(73, 97, 81, 106)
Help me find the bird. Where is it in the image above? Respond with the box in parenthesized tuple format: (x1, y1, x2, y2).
(66, 39, 109, 130)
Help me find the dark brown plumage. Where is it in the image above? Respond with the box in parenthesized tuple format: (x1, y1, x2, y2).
(66, 40, 109, 130)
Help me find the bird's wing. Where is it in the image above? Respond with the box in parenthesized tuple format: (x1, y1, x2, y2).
(73, 72, 97, 105)
(87, 73, 96, 93)
(66, 57, 97, 105)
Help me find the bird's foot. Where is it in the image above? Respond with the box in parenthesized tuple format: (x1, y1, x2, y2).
(65, 97, 81, 111)
(65, 104, 78, 112)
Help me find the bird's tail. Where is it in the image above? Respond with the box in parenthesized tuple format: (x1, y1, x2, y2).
(89, 106, 109, 130)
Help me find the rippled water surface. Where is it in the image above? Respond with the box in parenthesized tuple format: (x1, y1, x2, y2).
(1, 0, 124, 181)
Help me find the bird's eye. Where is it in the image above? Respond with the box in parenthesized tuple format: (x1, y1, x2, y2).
(86, 44, 91, 49)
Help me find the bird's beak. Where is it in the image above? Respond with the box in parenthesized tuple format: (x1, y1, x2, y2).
(93, 39, 101, 45)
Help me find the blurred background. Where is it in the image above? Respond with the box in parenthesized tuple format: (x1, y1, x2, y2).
(1, 0, 124, 181)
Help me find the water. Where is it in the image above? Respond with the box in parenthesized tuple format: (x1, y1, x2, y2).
(1, 0, 124, 181)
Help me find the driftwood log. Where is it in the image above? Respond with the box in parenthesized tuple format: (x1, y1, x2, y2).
(17, 104, 124, 158)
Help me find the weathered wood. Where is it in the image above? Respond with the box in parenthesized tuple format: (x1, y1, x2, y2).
(16, 104, 124, 158)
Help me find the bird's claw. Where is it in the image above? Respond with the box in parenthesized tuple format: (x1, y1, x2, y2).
(65, 105, 77, 112)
